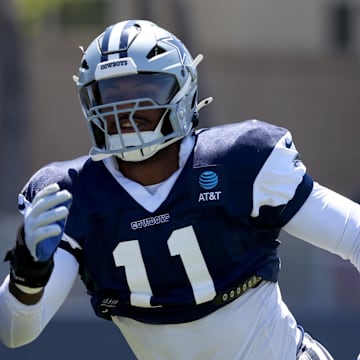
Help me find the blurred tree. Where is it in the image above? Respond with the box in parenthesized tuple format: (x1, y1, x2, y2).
(15, 0, 63, 32)
(0, 1, 27, 212)
(15, 0, 105, 32)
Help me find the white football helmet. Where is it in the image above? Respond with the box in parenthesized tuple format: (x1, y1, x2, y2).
(75, 19, 212, 162)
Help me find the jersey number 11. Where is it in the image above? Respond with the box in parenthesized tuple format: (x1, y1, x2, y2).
(112, 226, 217, 307)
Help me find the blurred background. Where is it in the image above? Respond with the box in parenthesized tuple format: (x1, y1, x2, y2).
(0, 0, 360, 358)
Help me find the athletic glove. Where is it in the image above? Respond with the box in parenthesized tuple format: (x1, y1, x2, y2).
(23, 183, 72, 261)
(5, 183, 72, 288)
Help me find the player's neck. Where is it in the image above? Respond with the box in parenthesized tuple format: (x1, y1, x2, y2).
(116, 142, 180, 186)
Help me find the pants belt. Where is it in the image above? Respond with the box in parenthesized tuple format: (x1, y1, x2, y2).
(213, 275, 262, 305)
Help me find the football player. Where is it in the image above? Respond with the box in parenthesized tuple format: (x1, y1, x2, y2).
(0, 19, 358, 359)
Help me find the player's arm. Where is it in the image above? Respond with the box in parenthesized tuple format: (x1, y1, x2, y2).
(283, 182, 360, 271)
(0, 248, 79, 348)
(250, 129, 313, 225)
(6, 183, 72, 300)
(0, 183, 78, 348)
(250, 127, 360, 268)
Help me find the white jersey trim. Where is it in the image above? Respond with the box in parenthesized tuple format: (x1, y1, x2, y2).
(251, 131, 306, 217)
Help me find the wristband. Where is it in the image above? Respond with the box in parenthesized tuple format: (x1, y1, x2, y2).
(4, 224, 54, 288)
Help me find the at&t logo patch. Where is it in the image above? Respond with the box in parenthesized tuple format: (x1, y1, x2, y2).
(199, 171, 218, 190)
(198, 170, 222, 202)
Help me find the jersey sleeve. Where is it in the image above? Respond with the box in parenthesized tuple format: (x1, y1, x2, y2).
(19, 164, 69, 203)
(17, 156, 89, 213)
(250, 130, 313, 227)
(0, 249, 79, 348)
(283, 182, 360, 272)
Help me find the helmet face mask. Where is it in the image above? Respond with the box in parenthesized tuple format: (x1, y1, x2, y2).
(75, 20, 210, 162)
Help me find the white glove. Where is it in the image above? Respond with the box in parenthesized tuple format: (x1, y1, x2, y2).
(24, 183, 72, 262)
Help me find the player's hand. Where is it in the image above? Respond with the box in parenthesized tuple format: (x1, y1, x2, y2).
(24, 183, 72, 262)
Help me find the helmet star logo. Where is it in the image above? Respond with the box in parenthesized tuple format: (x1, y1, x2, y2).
(159, 36, 188, 65)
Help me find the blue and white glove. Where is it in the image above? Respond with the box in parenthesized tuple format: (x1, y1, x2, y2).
(5, 183, 72, 288)
(24, 183, 72, 262)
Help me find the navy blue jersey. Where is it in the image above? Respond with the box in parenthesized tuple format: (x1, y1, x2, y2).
(20, 120, 313, 324)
